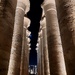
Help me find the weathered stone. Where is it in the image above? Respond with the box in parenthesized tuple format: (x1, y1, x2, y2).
(55, 0, 75, 75)
(40, 17, 50, 75)
(42, 0, 67, 75)
(7, 0, 28, 75)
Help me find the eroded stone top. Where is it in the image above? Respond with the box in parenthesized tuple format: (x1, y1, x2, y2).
(18, 0, 30, 14)
(42, 0, 55, 6)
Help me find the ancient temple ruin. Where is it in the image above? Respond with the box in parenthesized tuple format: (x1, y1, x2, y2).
(0, 0, 75, 75)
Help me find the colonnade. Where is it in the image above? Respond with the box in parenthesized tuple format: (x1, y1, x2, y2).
(6, 0, 75, 75)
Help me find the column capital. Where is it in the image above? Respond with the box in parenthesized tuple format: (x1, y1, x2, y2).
(26, 30, 31, 37)
(36, 43, 39, 47)
(38, 30, 43, 37)
(18, 0, 30, 14)
(42, 0, 55, 7)
(24, 17, 31, 29)
(36, 47, 39, 53)
(26, 37, 31, 43)
(40, 17, 46, 29)
(27, 43, 31, 47)
(37, 37, 40, 43)
(28, 48, 31, 51)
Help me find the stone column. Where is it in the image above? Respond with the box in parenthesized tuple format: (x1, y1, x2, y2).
(20, 22, 26, 75)
(40, 29, 45, 75)
(7, 0, 30, 75)
(25, 30, 31, 75)
(20, 17, 30, 75)
(36, 43, 38, 75)
(55, 0, 75, 75)
(40, 32, 43, 75)
(40, 17, 50, 75)
(26, 30, 31, 67)
(42, 0, 67, 75)
(37, 37, 41, 75)
(37, 30, 44, 75)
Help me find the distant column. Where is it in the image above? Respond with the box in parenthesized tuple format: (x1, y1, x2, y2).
(40, 17, 50, 75)
(42, 0, 67, 75)
(26, 29, 31, 69)
(37, 30, 44, 75)
(7, 0, 30, 75)
(40, 26, 45, 75)
(37, 37, 41, 75)
(20, 17, 30, 75)
(40, 30, 44, 75)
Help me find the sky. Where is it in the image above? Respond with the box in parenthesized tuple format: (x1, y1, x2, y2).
(27, 0, 44, 65)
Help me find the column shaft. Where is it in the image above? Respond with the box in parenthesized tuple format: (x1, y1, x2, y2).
(20, 25, 28, 75)
(43, 0, 67, 75)
(25, 36, 29, 75)
(41, 18, 50, 75)
(7, 1, 26, 75)
(55, 0, 75, 75)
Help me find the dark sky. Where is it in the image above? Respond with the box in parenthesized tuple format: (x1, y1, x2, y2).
(27, 0, 43, 65)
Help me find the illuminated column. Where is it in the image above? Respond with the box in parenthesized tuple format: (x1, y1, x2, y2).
(55, 0, 75, 75)
(7, 0, 30, 75)
(42, 0, 67, 75)
(24, 18, 31, 70)
(20, 30, 31, 75)
(26, 30, 31, 75)
(20, 17, 30, 75)
(37, 37, 41, 75)
(37, 30, 44, 75)
(36, 43, 39, 75)
(40, 29, 45, 75)
(41, 33, 44, 75)
(34, 65, 37, 74)
(40, 17, 50, 75)
(26, 29, 31, 63)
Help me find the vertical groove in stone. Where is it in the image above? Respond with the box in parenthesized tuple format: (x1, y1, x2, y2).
(7, 1, 26, 75)
(42, 0, 67, 75)
(55, 0, 75, 75)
